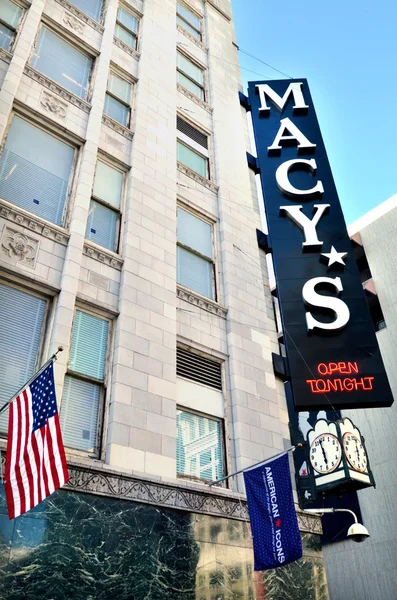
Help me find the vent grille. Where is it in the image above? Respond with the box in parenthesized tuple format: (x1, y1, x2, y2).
(177, 117, 208, 149)
(177, 348, 222, 390)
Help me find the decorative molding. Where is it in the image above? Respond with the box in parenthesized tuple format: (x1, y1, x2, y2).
(177, 285, 227, 319)
(40, 90, 68, 120)
(177, 23, 208, 52)
(54, 0, 104, 33)
(177, 162, 219, 193)
(177, 83, 213, 113)
(24, 66, 91, 114)
(1, 226, 39, 268)
(205, 0, 232, 21)
(0, 48, 12, 64)
(83, 242, 123, 270)
(63, 10, 85, 35)
(0, 199, 69, 246)
(113, 36, 140, 60)
(66, 464, 321, 533)
(102, 114, 134, 140)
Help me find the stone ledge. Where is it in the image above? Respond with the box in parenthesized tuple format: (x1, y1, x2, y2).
(177, 23, 208, 52)
(0, 198, 69, 246)
(113, 36, 140, 60)
(66, 462, 321, 532)
(177, 83, 213, 113)
(24, 66, 91, 113)
(177, 285, 227, 319)
(55, 0, 104, 33)
(0, 48, 12, 64)
(177, 162, 219, 193)
(102, 114, 134, 140)
(83, 241, 123, 270)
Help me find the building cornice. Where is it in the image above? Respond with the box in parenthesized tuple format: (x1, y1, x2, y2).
(24, 66, 91, 113)
(177, 83, 213, 113)
(83, 241, 124, 270)
(177, 285, 227, 318)
(113, 36, 140, 61)
(102, 114, 134, 140)
(66, 463, 321, 533)
(0, 198, 69, 246)
(177, 23, 208, 52)
(177, 162, 219, 193)
(0, 48, 12, 64)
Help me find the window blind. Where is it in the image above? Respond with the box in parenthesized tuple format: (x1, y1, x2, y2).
(177, 117, 208, 149)
(177, 348, 222, 390)
(31, 27, 92, 99)
(60, 375, 101, 452)
(177, 246, 213, 298)
(176, 409, 223, 482)
(0, 283, 46, 432)
(68, 0, 102, 21)
(0, 116, 74, 225)
(177, 207, 212, 256)
(86, 199, 118, 251)
(93, 160, 123, 209)
(68, 310, 108, 380)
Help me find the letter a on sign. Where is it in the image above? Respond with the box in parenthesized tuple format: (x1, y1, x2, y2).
(246, 78, 393, 410)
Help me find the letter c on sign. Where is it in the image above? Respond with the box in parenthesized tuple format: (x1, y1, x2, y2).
(302, 276, 350, 333)
(276, 158, 324, 199)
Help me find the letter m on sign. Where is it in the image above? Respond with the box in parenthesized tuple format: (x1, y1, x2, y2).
(256, 82, 309, 114)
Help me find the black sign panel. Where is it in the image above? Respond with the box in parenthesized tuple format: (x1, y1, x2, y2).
(248, 79, 393, 410)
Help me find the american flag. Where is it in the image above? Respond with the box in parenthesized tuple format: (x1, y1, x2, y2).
(4, 361, 69, 519)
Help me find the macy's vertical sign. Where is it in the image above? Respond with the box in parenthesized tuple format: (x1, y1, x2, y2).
(245, 79, 393, 411)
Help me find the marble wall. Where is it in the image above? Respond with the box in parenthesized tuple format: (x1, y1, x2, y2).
(0, 486, 328, 600)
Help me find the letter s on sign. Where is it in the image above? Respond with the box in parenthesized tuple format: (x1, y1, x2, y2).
(302, 277, 350, 333)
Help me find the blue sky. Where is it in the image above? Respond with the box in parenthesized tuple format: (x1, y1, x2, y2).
(231, 0, 396, 224)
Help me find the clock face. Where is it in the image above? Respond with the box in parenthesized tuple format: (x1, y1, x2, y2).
(343, 433, 368, 472)
(309, 433, 342, 474)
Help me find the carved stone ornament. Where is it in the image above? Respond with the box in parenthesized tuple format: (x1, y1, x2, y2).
(177, 22, 208, 52)
(66, 464, 321, 533)
(102, 114, 133, 140)
(177, 83, 213, 113)
(63, 11, 85, 35)
(0, 47, 12, 64)
(25, 66, 91, 114)
(177, 285, 227, 318)
(0, 198, 69, 246)
(40, 90, 68, 120)
(113, 36, 140, 60)
(1, 226, 39, 267)
(83, 242, 123, 270)
(55, 0, 104, 33)
(177, 162, 219, 193)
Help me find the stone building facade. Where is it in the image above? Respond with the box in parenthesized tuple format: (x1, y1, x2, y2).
(0, 0, 326, 597)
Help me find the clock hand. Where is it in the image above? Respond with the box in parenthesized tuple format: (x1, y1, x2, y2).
(319, 440, 328, 466)
(355, 440, 360, 462)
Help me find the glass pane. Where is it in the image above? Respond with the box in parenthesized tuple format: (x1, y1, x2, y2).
(0, 22, 13, 50)
(0, 0, 22, 28)
(117, 7, 137, 33)
(177, 53, 203, 85)
(177, 2, 200, 30)
(68, 0, 102, 20)
(31, 27, 92, 99)
(114, 23, 136, 48)
(177, 72, 203, 99)
(177, 15, 200, 39)
(0, 283, 46, 432)
(108, 71, 131, 103)
(93, 160, 123, 209)
(60, 375, 100, 452)
(177, 141, 207, 177)
(0, 116, 74, 225)
(177, 410, 223, 482)
(69, 310, 108, 380)
(177, 207, 212, 256)
(104, 93, 129, 126)
(85, 199, 118, 251)
(177, 246, 213, 299)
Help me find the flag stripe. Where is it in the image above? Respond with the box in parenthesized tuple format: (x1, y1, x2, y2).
(4, 362, 69, 520)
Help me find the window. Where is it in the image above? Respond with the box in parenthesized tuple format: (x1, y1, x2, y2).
(104, 71, 132, 126)
(0, 282, 46, 432)
(177, 116, 209, 178)
(0, 0, 22, 51)
(68, 0, 102, 21)
(177, 52, 205, 100)
(177, 1, 201, 40)
(115, 6, 138, 50)
(177, 409, 224, 482)
(85, 159, 124, 251)
(31, 26, 92, 99)
(177, 207, 215, 299)
(0, 116, 74, 226)
(60, 310, 109, 453)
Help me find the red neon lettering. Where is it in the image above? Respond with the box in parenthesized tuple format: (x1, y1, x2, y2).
(327, 379, 338, 392)
(329, 362, 339, 374)
(306, 376, 375, 393)
(315, 361, 360, 375)
(348, 362, 359, 374)
(317, 363, 328, 376)
(343, 378, 354, 391)
(306, 380, 317, 392)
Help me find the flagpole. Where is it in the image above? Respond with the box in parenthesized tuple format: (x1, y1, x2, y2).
(207, 443, 302, 487)
(0, 346, 64, 417)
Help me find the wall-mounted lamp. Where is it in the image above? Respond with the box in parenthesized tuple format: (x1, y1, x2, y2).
(304, 508, 370, 543)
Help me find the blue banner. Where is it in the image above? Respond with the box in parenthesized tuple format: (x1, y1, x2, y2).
(243, 452, 302, 571)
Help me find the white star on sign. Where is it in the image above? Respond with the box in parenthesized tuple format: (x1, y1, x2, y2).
(321, 246, 348, 267)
